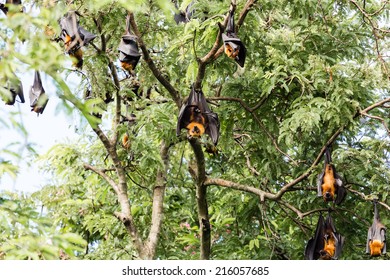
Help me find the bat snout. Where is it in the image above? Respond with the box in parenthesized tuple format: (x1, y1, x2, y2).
(324, 192, 333, 201)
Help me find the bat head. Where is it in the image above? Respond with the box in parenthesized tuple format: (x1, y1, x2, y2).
(187, 122, 205, 138)
(369, 240, 384, 257)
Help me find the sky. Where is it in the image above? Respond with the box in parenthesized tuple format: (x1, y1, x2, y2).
(0, 71, 79, 194)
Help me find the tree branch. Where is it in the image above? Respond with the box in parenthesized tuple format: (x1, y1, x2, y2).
(188, 139, 210, 259)
(143, 140, 170, 259)
(127, 11, 181, 108)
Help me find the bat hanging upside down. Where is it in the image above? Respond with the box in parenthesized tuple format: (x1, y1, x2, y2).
(305, 212, 345, 260)
(176, 84, 220, 145)
(366, 200, 386, 257)
(221, 9, 246, 67)
(317, 146, 346, 205)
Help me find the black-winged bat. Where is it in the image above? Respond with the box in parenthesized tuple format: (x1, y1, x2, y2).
(3, 76, 24, 105)
(366, 200, 386, 257)
(0, 0, 23, 16)
(118, 15, 141, 75)
(59, 12, 96, 68)
(174, 1, 194, 24)
(176, 84, 220, 145)
(305, 212, 345, 260)
(29, 70, 48, 115)
(317, 147, 346, 205)
(222, 9, 246, 67)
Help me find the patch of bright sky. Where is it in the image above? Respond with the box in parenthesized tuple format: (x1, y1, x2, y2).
(0, 71, 81, 194)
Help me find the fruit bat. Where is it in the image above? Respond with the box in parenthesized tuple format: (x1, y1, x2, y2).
(3, 76, 24, 105)
(174, 1, 194, 24)
(366, 200, 386, 257)
(305, 212, 344, 260)
(59, 12, 96, 68)
(29, 71, 49, 115)
(317, 147, 346, 205)
(222, 9, 246, 67)
(176, 85, 220, 145)
(0, 0, 24, 16)
(118, 15, 141, 75)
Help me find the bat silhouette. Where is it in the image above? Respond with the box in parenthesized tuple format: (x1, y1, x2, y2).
(176, 84, 220, 145)
(174, 0, 194, 24)
(222, 9, 246, 67)
(366, 200, 386, 257)
(317, 147, 346, 205)
(305, 212, 345, 260)
(29, 70, 48, 115)
(3, 76, 24, 105)
(59, 12, 96, 68)
(118, 15, 141, 75)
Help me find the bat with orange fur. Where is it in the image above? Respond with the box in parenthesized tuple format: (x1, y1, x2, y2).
(222, 9, 246, 67)
(0, 0, 24, 16)
(317, 147, 346, 205)
(118, 15, 141, 75)
(176, 84, 220, 145)
(59, 12, 96, 68)
(305, 212, 344, 260)
(366, 200, 386, 257)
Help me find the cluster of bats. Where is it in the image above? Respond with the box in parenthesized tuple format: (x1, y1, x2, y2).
(2, 1, 386, 259)
(305, 147, 387, 259)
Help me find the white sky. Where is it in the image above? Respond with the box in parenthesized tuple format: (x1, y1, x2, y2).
(0, 71, 79, 193)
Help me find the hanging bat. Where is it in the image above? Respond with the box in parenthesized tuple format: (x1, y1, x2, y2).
(174, 1, 194, 24)
(176, 84, 220, 145)
(3, 76, 24, 105)
(29, 70, 49, 115)
(0, 0, 24, 16)
(59, 12, 96, 68)
(366, 200, 386, 257)
(317, 146, 346, 205)
(118, 15, 141, 75)
(305, 212, 344, 260)
(222, 9, 246, 67)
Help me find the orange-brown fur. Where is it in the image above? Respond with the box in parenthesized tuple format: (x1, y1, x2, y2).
(369, 240, 384, 257)
(186, 122, 205, 138)
(121, 61, 133, 73)
(224, 44, 239, 59)
(322, 164, 336, 202)
(122, 133, 131, 150)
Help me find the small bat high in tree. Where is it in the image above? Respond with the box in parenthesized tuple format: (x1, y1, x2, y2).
(366, 200, 386, 257)
(173, 0, 194, 24)
(118, 15, 141, 75)
(222, 9, 246, 67)
(176, 84, 220, 145)
(29, 70, 48, 115)
(305, 212, 345, 260)
(0, 0, 24, 16)
(3, 76, 24, 105)
(59, 12, 96, 68)
(317, 146, 346, 205)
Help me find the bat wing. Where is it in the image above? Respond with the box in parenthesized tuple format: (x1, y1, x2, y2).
(381, 228, 387, 254)
(78, 26, 96, 46)
(305, 214, 325, 260)
(176, 103, 193, 136)
(317, 169, 324, 197)
(29, 71, 44, 106)
(205, 112, 220, 145)
(333, 232, 345, 259)
(334, 168, 346, 205)
(366, 225, 374, 254)
(15, 79, 24, 103)
(60, 13, 78, 39)
(118, 34, 141, 58)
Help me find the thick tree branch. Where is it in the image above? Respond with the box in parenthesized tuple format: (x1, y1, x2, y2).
(127, 11, 181, 108)
(143, 140, 170, 259)
(83, 163, 119, 194)
(189, 139, 210, 259)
